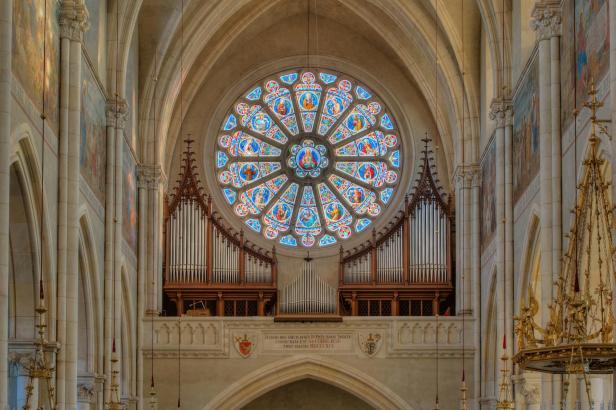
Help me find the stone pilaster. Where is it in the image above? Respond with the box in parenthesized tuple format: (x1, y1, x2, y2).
(0, 0, 12, 407)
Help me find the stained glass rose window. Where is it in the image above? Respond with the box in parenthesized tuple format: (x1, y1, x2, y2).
(216, 70, 401, 248)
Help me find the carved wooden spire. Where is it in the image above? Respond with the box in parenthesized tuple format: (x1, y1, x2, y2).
(168, 139, 209, 214)
(407, 137, 449, 215)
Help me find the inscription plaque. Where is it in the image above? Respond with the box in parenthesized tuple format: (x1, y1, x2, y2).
(262, 333, 354, 353)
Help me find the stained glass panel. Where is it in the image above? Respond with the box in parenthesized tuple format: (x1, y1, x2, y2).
(215, 69, 401, 247)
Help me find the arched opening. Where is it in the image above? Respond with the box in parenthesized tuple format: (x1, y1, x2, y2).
(242, 378, 373, 410)
(203, 355, 413, 410)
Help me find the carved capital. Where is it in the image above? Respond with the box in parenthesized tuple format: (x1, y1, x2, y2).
(106, 98, 129, 129)
(138, 164, 164, 190)
(531, 2, 562, 40)
(59, 0, 89, 42)
(454, 164, 481, 189)
(489, 99, 512, 128)
(512, 374, 541, 405)
(77, 382, 95, 403)
(7, 351, 34, 369)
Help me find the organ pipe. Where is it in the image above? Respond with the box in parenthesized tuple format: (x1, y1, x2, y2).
(280, 258, 336, 314)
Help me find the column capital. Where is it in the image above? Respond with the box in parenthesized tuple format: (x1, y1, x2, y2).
(489, 98, 512, 128)
(454, 164, 481, 189)
(137, 164, 166, 190)
(531, 2, 562, 40)
(77, 382, 95, 403)
(59, 0, 89, 42)
(7, 351, 34, 369)
(106, 97, 128, 129)
(512, 373, 541, 405)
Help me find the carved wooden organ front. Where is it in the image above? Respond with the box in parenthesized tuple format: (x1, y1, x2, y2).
(338, 140, 455, 316)
(163, 141, 277, 316)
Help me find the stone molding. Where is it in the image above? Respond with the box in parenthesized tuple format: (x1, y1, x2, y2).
(137, 164, 164, 190)
(531, 2, 562, 40)
(143, 317, 474, 359)
(59, 0, 89, 42)
(489, 98, 512, 128)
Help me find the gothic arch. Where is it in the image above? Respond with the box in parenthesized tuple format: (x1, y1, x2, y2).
(203, 355, 414, 410)
(77, 212, 102, 376)
(516, 208, 541, 316)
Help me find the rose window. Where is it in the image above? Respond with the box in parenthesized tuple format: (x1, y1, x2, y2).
(216, 69, 402, 248)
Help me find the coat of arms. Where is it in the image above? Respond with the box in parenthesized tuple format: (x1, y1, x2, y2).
(358, 332, 382, 357)
(234, 334, 254, 358)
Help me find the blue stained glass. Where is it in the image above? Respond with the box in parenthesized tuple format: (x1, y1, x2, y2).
(319, 235, 337, 246)
(223, 188, 237, 204)
(246, 219, 262, 232)
(280, 73, 299, 84)
(390, 150, 400, 167)
(355, 86, 372, 99)
(380, 188, 393, 204)
(223, 114, 237, 130)
(280, 235, 298, 246)
(246, 86, 262, 101)
(355, 218, 371, 232)
(217, 151, 228, 168)
(380, 113, 394, 130)
(319, 72, 337, 84)
(218, 69, 402, 247)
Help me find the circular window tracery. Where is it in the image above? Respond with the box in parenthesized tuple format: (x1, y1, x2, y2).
(216, 69, 402, 248)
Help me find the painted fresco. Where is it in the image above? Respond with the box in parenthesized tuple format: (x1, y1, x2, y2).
(512, 55, 540, 204)
(123, 141, 138, 253)
(561, 0, 610, 130)
(12, 0, 60, 133)
(125, 30, 139, 153)
(80, 64, 107, 203)
(480, 135, 496, 252)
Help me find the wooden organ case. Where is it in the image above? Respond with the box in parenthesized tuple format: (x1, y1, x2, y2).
(163, 141, 277, 316)
(338, 140, 455, 316)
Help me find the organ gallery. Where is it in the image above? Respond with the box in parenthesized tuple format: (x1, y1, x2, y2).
(0, 0, 615, 409)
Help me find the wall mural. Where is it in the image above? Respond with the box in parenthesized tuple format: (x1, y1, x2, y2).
(80, 63, 107, 203)
(480, 135, 496, 252)
(12, 0, 60, 133)
(123, 140, 138, 253)
(512, 54, 540, 204)
(561, 0, 610, 131)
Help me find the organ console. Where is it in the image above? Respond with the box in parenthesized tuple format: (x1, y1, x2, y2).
(338, 139, 455, 316)
(162, 141, 277, 316)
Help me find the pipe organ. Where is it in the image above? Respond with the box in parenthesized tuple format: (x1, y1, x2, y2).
(163, 141, 277, 316)
(339, 139, 454, 316)
(279, 258, 337, 315)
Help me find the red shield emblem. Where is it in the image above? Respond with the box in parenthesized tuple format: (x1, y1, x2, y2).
(235, 334, 253, 358)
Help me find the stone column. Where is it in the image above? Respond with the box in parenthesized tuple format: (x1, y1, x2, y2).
(0, 0, 12, 406)
(503, 102, 513, 363)
(7, 352, 35, 410)
(145, 166, 164, 315)
(590, 376, 603, 410)
(137, 165, 159, 409)
(471, 163, 481, 404)
(57, 3, 88, 408)
(104, 97, 127, 403)
(517, 373, 542, 410)
(489, 99, 507, 363)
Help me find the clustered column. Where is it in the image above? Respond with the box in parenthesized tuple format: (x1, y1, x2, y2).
(0, 0, 12, 407)
(58, 2, 88, 409)
(532, 1, 562, 405)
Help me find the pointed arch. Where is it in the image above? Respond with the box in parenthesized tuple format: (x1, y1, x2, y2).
(203, 355, 414, 410)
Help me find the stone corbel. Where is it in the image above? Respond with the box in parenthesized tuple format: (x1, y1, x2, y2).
(531, 1, 562, 41)
(58, 0, 89, 42)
